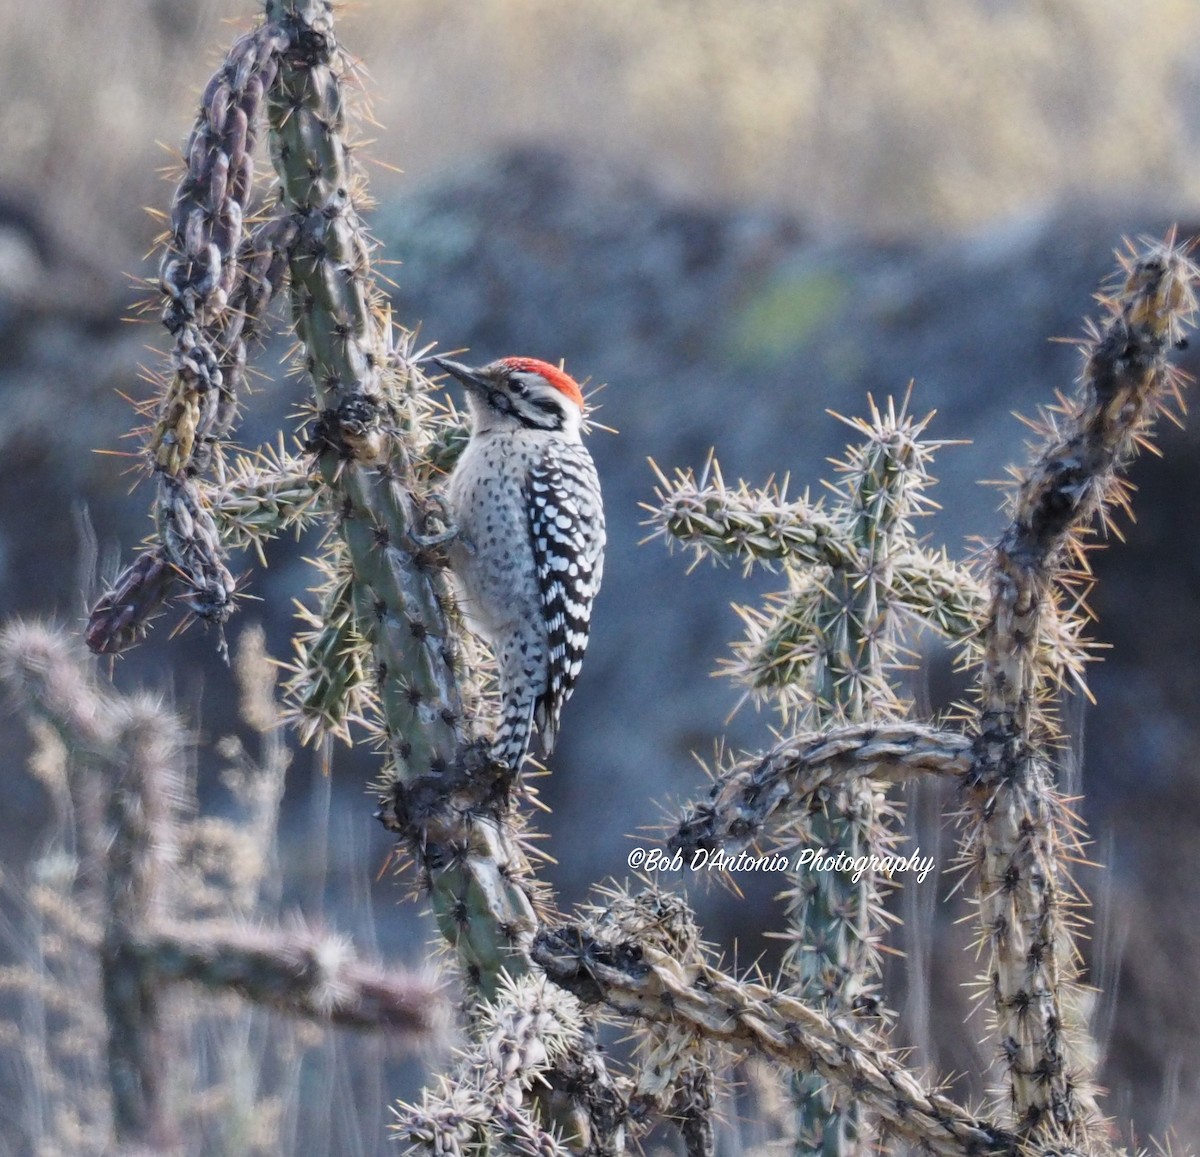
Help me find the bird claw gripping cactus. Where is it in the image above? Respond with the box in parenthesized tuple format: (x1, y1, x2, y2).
(408, 493, 459, 549)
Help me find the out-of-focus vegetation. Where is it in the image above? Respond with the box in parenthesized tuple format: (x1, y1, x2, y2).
(4, 0, 1200, 270)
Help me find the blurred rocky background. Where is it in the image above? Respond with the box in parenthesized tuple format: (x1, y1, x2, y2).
(3, 0, 1200, 1147)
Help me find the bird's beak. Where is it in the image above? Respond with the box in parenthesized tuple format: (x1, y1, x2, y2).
(430, 356, 488, 394)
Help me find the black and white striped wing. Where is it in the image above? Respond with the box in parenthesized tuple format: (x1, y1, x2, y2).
(526, 446, 605, 754)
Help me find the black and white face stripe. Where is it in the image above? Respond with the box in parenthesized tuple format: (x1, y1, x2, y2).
(494, 371, 574, 431)
(432, 356, 583, 437)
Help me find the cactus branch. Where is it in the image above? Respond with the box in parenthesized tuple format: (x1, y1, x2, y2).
(263, 0, 542, 1007)
(647, 457, 854, 573)
(100, 702, 184, 1151)
(0, 624, 185, 1148)
(964, 236, 1198, 1140)
(86, 25, 290, 655)
(533, 923, 1019, 1157)
(670, 723, 972, 857)
(211, 442, 323, 554)
(136, 920, 445, 1035)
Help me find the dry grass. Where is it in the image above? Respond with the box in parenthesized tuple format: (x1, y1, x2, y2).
(4, 0, 1200, 271)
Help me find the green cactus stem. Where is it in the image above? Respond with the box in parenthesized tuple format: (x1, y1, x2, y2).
(263, 0, 539, 1000)
(654, 395, 971, 1154)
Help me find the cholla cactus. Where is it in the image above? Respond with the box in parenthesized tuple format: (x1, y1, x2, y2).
(959, 237, 1197, 1139)
(86, 21, 295, 656)
(650, 393, 982, 1152)
(45, 1, 1200, 1154)
(78, 1, 617, 1151)
(84, 0, 535, 1004)
(395, 972, 585, 1157)
(640, 238, 1199, 1151)
(0, 622, 446, 1153)
(259, 0, 551, 1007)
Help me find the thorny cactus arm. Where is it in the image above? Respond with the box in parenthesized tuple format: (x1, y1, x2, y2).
(101, 702, 185, 1152)
(647, 458, 855, 573)
(654, 398, 969, 1154)
(533, 922, 1019, 1157)
(394, 974, 583, 1157)
(210, 442, 323, 559)
(0, 626, 117, 890)
(649, 458, 986, 644)
(890, 545, 985, 641)
(86, 26, 291, 655)
(0, 625, 184, 1149)
(670, 723, 973, 856)
(284, 555, 370, 744)
(261, 0, 539, 1001)
(591, 890, 720, 1157)
(964, 237, 1199, 1141)
(136, 920, 445, 1034)
(774, 400, 940, 1155)
(264, 0, 465, 781)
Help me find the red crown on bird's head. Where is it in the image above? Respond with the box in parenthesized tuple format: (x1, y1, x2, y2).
(499, 357, 584, 409)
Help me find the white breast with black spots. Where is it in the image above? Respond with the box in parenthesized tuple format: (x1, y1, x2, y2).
(445, 428, 546, 647)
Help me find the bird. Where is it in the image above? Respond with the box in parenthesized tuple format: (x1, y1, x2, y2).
(431, 355, 605, 771)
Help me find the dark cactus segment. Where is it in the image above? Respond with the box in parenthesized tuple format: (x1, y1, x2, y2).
(87, 25, 292, 654)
